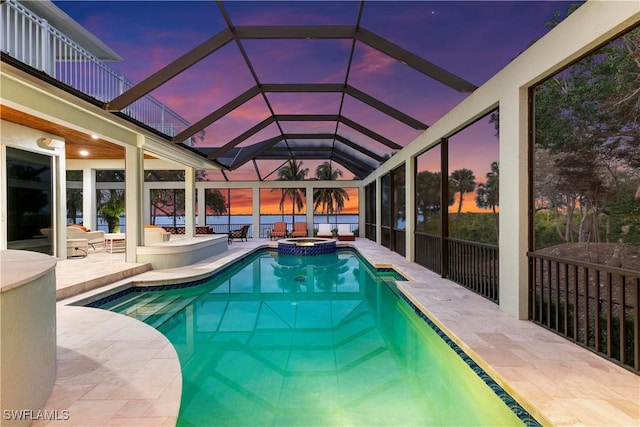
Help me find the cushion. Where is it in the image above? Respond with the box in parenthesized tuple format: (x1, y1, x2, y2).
(68, 224, 90, 232)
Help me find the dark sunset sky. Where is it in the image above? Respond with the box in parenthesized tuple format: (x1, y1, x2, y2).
(52, 0, 574, 212)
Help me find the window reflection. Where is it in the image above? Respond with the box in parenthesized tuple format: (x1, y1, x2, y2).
(6, 147, 52, 254)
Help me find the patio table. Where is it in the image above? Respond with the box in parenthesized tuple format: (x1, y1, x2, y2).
(104, 233, 126, 253)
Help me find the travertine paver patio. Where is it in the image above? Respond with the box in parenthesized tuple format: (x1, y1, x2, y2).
(47, 238, 640, 426)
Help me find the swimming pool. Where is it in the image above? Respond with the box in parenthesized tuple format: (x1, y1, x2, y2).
(89, 249, 539, 426)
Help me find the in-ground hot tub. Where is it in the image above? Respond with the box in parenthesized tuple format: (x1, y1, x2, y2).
(277, 237, 337, 256)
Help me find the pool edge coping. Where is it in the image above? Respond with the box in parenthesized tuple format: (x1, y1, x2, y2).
(67, 242, 543, 426)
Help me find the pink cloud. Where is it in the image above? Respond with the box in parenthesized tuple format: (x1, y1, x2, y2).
(352, 44, 396, 76)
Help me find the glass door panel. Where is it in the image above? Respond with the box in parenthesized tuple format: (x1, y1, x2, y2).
(6, 147, 53, 254)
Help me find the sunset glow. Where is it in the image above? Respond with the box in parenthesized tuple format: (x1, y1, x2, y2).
(53, 0, 566, 182)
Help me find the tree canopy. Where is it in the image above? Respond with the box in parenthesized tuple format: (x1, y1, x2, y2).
(313, 162, 350, 223)
(533, 22, 640, 250)
(273, 159, 309, 223)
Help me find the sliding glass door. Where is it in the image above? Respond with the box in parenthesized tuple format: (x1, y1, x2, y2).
(6, 147, 53, 254)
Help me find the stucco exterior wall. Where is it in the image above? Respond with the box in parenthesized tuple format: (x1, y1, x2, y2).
(0, 250, 57, 426)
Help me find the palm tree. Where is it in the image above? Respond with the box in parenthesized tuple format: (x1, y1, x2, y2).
(449, 168, 476, 218)
(415, 170, 456, 233)
(272, 159, 308, 225)
(476, 161, 500, 237)
(97, 189, 126, 232)
(313, 162, 350, 223)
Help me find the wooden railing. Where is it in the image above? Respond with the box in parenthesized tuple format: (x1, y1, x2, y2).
(529, 252, 639, 373)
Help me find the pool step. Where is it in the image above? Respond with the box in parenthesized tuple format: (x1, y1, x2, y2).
(109, 292, 197, 328)
(148, 296, 198, 329)
(132, 295, 183, 322)
(115, 294, 168, 317)
(104, 292, 162, 312)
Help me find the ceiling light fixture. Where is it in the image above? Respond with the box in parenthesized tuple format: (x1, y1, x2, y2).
(91, 134, 99, 140)
(79, 149, 89, 156)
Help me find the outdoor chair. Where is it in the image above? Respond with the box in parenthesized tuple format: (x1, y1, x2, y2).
(337, 224, 355, 241)
(270, 222, 288, 240)
(291, 222, 308, 237)
(144, 225, 171, 244)
(228, 225, 250, 243)
(317, 223, 333, 238)
(66, 225, 105, 250)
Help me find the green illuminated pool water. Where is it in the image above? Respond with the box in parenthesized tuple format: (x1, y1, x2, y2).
(95, 250, 532, 426)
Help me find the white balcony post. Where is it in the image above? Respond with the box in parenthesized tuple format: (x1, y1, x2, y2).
(40, 19, 50, 75)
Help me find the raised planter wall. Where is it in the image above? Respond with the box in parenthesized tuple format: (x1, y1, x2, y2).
(0, 250, 57, 427)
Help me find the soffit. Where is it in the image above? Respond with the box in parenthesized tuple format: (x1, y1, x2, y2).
(1, 105, 129, 159)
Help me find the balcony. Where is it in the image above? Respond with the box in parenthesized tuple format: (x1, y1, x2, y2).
(0, 0, 191, 140)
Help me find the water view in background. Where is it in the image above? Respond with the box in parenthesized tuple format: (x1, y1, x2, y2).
(96, 214, 360, 237)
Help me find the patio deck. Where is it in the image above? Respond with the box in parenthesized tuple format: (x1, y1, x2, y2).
(46, 238, 640, 426)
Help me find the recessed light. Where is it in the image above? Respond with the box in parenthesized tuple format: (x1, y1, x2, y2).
(91, 135, 99, 140)
(79, 150, 89, 156)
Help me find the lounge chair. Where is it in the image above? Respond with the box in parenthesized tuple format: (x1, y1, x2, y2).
(270, 222, 287, 240)
(145, 225, 171, 244)
(66, 225, 105, 249)
(337, 224, 355, 241)
(291, 222, 308, 237)
(228, 225, 250, 243)
(317, 223, 333, 238)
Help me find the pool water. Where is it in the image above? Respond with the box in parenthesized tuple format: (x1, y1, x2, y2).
(95, 250, 534, 426)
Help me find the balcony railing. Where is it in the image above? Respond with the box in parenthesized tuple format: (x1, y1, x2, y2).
(529, 252, 639, 373)
(1, 0, 190, 139)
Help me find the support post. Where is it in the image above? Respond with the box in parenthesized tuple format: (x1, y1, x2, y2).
(125, 140, 144, 262)
(440, 137, 449, 278)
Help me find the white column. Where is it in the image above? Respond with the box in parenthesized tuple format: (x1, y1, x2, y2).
(196, 185, 206, 227)
(82, 167, 96, 231)
(405, 158, 415, 261)
(54, 152, 67, 259)
(124, 141, 144, 262)
(184, 167, 195, 237)
(143, 181, 151, 225)
(499, 87, 529, 319)
(252, 186, 260, 238)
